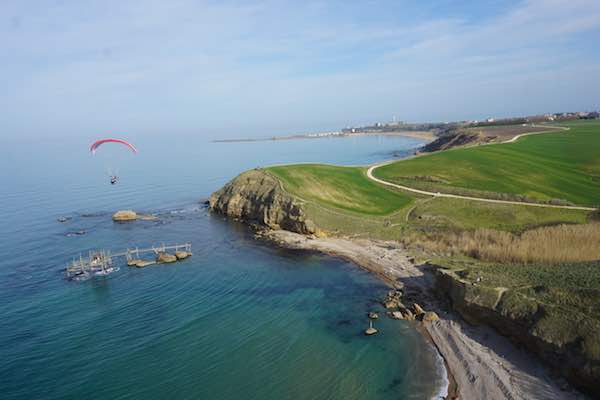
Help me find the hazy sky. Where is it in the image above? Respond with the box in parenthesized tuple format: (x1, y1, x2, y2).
(2, 0, 600, 139)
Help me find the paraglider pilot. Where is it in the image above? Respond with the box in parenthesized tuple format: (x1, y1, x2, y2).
(89, 138, 137, 186)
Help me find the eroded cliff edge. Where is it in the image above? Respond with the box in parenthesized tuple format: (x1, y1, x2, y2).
(434, 267, 600, 397)
(209, 169, 318, 235)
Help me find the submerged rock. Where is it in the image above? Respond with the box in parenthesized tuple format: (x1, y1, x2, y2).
(137, 214, 159, 221)
(112, 210, 137, 221)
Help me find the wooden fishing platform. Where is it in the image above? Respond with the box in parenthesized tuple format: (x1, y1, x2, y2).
(66, 243, 192, 280)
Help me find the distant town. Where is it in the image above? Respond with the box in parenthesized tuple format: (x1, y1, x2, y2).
(214, 110, 600, 143)
(342, 110, 600, 134)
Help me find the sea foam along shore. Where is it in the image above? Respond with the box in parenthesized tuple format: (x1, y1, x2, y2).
(260, 230, 582, 400)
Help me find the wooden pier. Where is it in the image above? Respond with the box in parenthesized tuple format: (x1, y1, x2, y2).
(66, 243, 192, 280)
(115, 243, 192, 262)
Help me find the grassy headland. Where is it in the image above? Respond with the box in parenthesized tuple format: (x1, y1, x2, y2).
(216, 120, 600, 395)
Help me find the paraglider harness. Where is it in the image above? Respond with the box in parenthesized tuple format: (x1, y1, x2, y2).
(110, 176, 118, 185)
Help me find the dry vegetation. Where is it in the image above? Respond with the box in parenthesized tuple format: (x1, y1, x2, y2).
(407, 222, 600, 264)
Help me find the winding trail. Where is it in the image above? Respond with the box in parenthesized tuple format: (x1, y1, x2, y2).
(367, 125, 596, 211)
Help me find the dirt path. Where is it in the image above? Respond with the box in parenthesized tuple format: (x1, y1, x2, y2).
(366, 125, 596, 211)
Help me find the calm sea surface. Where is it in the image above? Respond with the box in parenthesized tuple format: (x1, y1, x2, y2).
(0, 134, 446, 399)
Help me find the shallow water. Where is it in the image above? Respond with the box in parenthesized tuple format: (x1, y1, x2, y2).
(0, 134, 446, 399)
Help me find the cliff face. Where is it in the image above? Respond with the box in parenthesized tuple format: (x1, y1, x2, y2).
(434, 267, 600, 397)
(209, 169, 317, 234)
(421, 129, 490, 152)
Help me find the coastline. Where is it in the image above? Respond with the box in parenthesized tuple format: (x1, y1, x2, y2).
(212, 130, 435, 143)
(259, 230, 581, 400)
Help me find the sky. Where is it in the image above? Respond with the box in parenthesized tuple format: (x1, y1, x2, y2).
(2, 0, 600, 140)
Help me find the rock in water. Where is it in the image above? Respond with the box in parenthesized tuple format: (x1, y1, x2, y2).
(413, 303, 425, 316)
(127, 259, 143, 266)
(156, 252, 177, 263)
(175, 251, 190, 260)
(112, 210, 137, 221)
(384, 301, 398, 309)
(421, 311, 439, 322)
(364, 320, 378, 336)
(389, 311, 404, 320)
(368, 312, 379, 320)
(136, 260, 155, 268)
(402, 309, 415, 320)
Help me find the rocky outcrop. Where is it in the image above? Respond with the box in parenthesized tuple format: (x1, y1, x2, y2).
(434, 267, 600, 397)
(421, 311, 439, 322)
(421, 128, 491, 152)
(209, 169, 318, 235)
(112, 210, 137, 221)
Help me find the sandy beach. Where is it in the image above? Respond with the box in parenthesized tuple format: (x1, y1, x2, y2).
(262, 230, 583, 400)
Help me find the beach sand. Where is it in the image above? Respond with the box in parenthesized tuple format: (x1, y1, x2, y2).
(263, 230, 582, 400)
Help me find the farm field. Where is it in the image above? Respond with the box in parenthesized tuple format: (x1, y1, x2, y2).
(374, 121, 600, 207)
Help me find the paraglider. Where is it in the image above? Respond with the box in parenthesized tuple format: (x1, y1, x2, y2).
(90, 138, 137, 155)
(90, 138, 137, 185)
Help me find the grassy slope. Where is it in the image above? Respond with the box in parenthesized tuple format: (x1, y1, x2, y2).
(409, 197, 588, 232)
(266, 164, 588, 237)
(267, 164, 413, 215)
(374, 121, 600, 206)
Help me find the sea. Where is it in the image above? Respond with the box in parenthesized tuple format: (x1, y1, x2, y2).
(0, 134, 448, 400)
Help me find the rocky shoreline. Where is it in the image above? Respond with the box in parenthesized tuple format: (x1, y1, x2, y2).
(257, 230, 582, 400)
(208, 169, 588, 399)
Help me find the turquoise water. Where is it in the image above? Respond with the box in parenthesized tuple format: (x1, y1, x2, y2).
(0, 135, 446, 399)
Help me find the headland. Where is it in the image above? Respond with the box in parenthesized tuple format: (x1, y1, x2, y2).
(208, 119, 600, 399)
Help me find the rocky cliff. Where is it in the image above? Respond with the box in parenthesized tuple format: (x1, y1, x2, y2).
(421, 128, 491, 152)
(434, 267, 600, 397)
(209, 169, 318, 234)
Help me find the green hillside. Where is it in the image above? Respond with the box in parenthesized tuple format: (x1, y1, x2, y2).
(373, 121, 600, 207)
(267, 164, 412, 216)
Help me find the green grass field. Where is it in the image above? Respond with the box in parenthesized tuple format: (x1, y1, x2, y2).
(409, 197, 588, 232)
(374, 121, 600, 206)
(267, 164, 413, 215)
(266, 163, 590, 238)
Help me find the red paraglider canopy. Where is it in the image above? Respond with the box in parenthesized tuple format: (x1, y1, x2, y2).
(90, 138, 137, 155)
